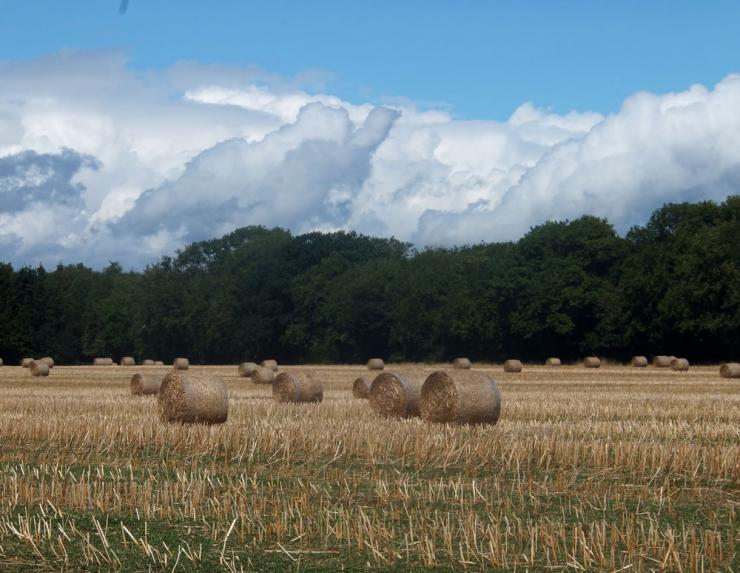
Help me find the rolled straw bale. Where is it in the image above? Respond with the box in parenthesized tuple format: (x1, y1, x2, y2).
(238, 362, 258, 378)
(503, 359, 523, 373)
(0, 358, 3, 366)
(631, 356, 648, 367)
(584, 356, 601, 368)
(352, 374, 374, 399)
(130, 373, 162, 395)
(173, 358, 189, 370)
(452, 357, 472, 369)
(30, 360, 49, 377)
(420, 370, 501, 425)
(545, 357, 561, 366)
(93, 357, 114, 366)
(252, 366, 275, 385)
(369, 370, 426, 418)
(719, 363, 740, 379)
(21, 358, 33, 367)
(261, 359, 278, 372)
(367, 358, 385, 371)
(653, 355, 672, 368)
(143, 359, 155, 366)
(121, 356, 136, 366)
(154, 361, 164, 366)
(40, 357, 54, 368)
(671, 358, 689, 371)
(273, 371, 323, 403)
(158, 371, 228, 424)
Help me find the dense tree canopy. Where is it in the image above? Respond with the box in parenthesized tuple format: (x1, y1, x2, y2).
(1, 197, 738, 364)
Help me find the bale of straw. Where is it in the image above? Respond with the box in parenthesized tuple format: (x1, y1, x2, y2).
(719, 363, 740, 378)
(130, 373, 162, 395)
(369, 370, 426, 418)
(420, 370, 501, 425)
(584, 356, 601, 368)
(93, 357, 114, 366)
(352, 374, 374, 399)
(503, 359, 523, 373)
(154, 361, 164, 366)
(261, 359, 278, 372)
(367, 358, 385, 371)
(545, 357, 561, 366)
(653, 355, 672, 367)
(121, 356, 136, 366)
(173, 358, 189, 370)
(40, 357, 54, 368)
(631, 356, 648, 367)
(21, 358, 33, 367)
(158, 371, 228, 424)
(671, 358, 689, 371)
(143, 359, 155, 366)
(273, 371, 323, 403)
(252, 366, 275, 385)
(452, 357, 472, 369)
(0, 358, 3, 367)
(30, 360, 49, 377)
(238, 362, 258, 378)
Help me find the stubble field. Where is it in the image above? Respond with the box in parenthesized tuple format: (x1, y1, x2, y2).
(0, 363, 737, 572)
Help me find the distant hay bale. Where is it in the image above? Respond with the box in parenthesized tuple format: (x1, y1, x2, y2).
(238, 362, 258, 378)
(93, 357, 114, 366)
(130, 373, 162, 395)
(121, 356, 136, 366)
(545, 357, 561, 366)
(420, 370, 501, 425)
(503, 359, 523, 373)
(173, 358, 189, 370)
(261, 359, 278, 372)
(631, 356, 648, 367)
(452, 357, 472, 369)
(369, 370, 426, 418)
(273, 371, 323, 403)
(671, 358, 689, 371)
(252, 366, 275, 385)
(653, 355, 672, 367)
(352, 374, 374, 399)
(158, 371, 228, 424)
(40, 357, 54, 368)
(21, 358, 33, 368)
(584, 357, 601, 368)
(143, 359, 155, 366)
(30, 360, 49, 377)
(0, 358, 3, 367)
(719, 363, 740, 379)
(154, 361, 164, 366)
(367, 358, 385, 371)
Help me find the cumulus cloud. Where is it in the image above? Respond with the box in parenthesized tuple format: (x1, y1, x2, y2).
(0, 50, 738, 268)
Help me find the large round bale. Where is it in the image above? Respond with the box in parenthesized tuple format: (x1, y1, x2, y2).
(158, 371, 228, 424)
(40, 357, 54, 368)
(252, 366, 275, 385)
(503, 359, 523, 373)
(631, 356, 648, 367)
(352, 373, 374, 399)
(130, 373, 162, 395)
(719, 363, 740, 379)
(671, 358, 690, 371)
(93, 357, 114, 366)
(143, 359, 155, 366)
(120, 356, 136, 366)
(21, 358, 33, 368)
(29, 360, 49, 377)
(653, 355, 672, 367)
(420, 370, 501, 425)
(261, 359, 278, 372)
(273, 371, 323, 403)
(545, 357, 561, 367)
(584, 356, 601, 369)
(366, 358, 385, 371)
(238, 362, 258, 378)
(154, 361, 164, 366)
(173, 358, 189, 370)
(452, 357, 472, 369)
(369, 370, 426, 418)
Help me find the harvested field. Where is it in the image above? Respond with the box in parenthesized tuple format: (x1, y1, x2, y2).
(0, 363, 737, 571)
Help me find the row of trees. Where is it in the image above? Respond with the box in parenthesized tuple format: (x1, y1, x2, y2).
(1, 197, 738, 365)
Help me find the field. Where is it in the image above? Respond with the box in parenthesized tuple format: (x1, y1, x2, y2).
(0, 363, 737, 572)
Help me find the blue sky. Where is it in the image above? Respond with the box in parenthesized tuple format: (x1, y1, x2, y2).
(2, 1, 739, 119)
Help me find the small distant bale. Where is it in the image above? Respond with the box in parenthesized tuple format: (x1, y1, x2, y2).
(503, 359, 523, 373)
(367, 358, 385, 371)
(352, 374, 374, 399)
(545, 357, 561, 367)
(130, 373, 162, 395)
(30, 360, 49, 377)
(631, 356, 648, 367)
(173, 358, 189, 370)
(653, 355, 672, 367)
(0, 358, 3, 367)
(21, 358, 33, 368)
(154, 361, 164, 366)
(420, 370, 501, 425)
(584, 357, 601, 369)
(719, 363, 740, 379)
(40, 357, 54, 368)
(671, 358, 689, 371)
(238, 362, 258, 378)
(93, 357, 114, 366)
(369, 370, 426, 418)
(143, 359, 155, 366)
(261, 359, 278, 372)
(273, 371, 323, 403)
(252, 366, 275, 385)
(120, 356, 136, 366)
(158, 371, 228, 424)
(452, 357, 472, 369)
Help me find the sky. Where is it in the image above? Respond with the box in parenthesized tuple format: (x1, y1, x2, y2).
(1, 1, 740, 268)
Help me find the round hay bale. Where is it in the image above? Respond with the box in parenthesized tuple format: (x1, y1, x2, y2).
(158, 371, 228, 424)
(584, 356, 601, 368)
(121, 356, 136, 366)
(545, 357, 561, 366)
(30, 360, 49, 377)
(420, 370, 501, 425)
(252, 366, 275, 385)
(273, 371, 323, 403)
(173, 358, 189, 370)
(631, 356, 648, 367)
(238, 362, 258, 378)
(93, 357, 114, 366)
(0, 358, 3, 367)
(261, 359, 278, 372)
(154, 360, 164, 366)
(352, 374, 374, 399)
(130, 373, 162, 395)
(21, 358, 33, 367)
(143, 359, 155, 366)
(367, 358, 385, 371)
(671, 358, 689, 371)
(503, 359, 523, 373)
(369, 370, 426, 418)
(719, 363, 740, 378)
(40, 357, 54, 368)
(452, 357, 472, 369)
(653, 355, 672, 367)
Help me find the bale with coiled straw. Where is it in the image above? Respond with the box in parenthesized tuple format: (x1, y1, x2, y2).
(452, 357, 471, 369)
(121, 356, 135, 366)
(367, 358, 385, 371)
(631, 356, 648, 367)
(238, 362, 258, 378)
(21, 358, 33, 368)
(420, 370, 501, 425)
(252, 366, 275, 385)
(719, 363, 740, 378)
(143, 359, 155, 366)
(273, 371, 323, 403)
(173, 358, 189, 370)
(584, 357, 601, 368)
(40, 357, 54, 368)
(352, 373, 374, 399)
(545, 357, 561, 367)
(671, 358, 689, 371)
(30, 360, 49, 377)
(653, 355, 672, 367)
(93, 357, 114, 366)
(261, 359, 278, 372)
(369, 370, 426, 418)
(503, 359, 522, 373)
(158, 371, 228, 424)
(130, 373, 162, 395)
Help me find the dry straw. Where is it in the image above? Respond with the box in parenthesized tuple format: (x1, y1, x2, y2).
(143, 359, 155, 366)
(584, 356, 601, 368)
(273, 371, 323, 403)
(120, 356, 136, 366)
(29, 360, 49, 377)
(671, 358, 690, 371)
(653, 355, 672, 367)
(21, 358, 33, 368)
(352, 373, 374, 399)
(420, 370, 501, 425)
(545, 357, 561, 366)
(503, 359, 523, 373)
(173, 358, 189, 370)
(367, 358, 385, 371)
(130, 373, 162, 395)
(452, 357, 472, 369)
(238, 362, 258, 378)
(369, 370, 426, 418)
(40, 357, 54, 368)
(261, 359, 278, 372)
(719, 363, 740, 378)
(158, 371, 228, 424)
(631, 356, 648, 367)
(93, 357, 114, 366)
(252, 366, 275, 385)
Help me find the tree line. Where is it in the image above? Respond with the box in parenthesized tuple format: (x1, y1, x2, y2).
(1, 197, 738, 365)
